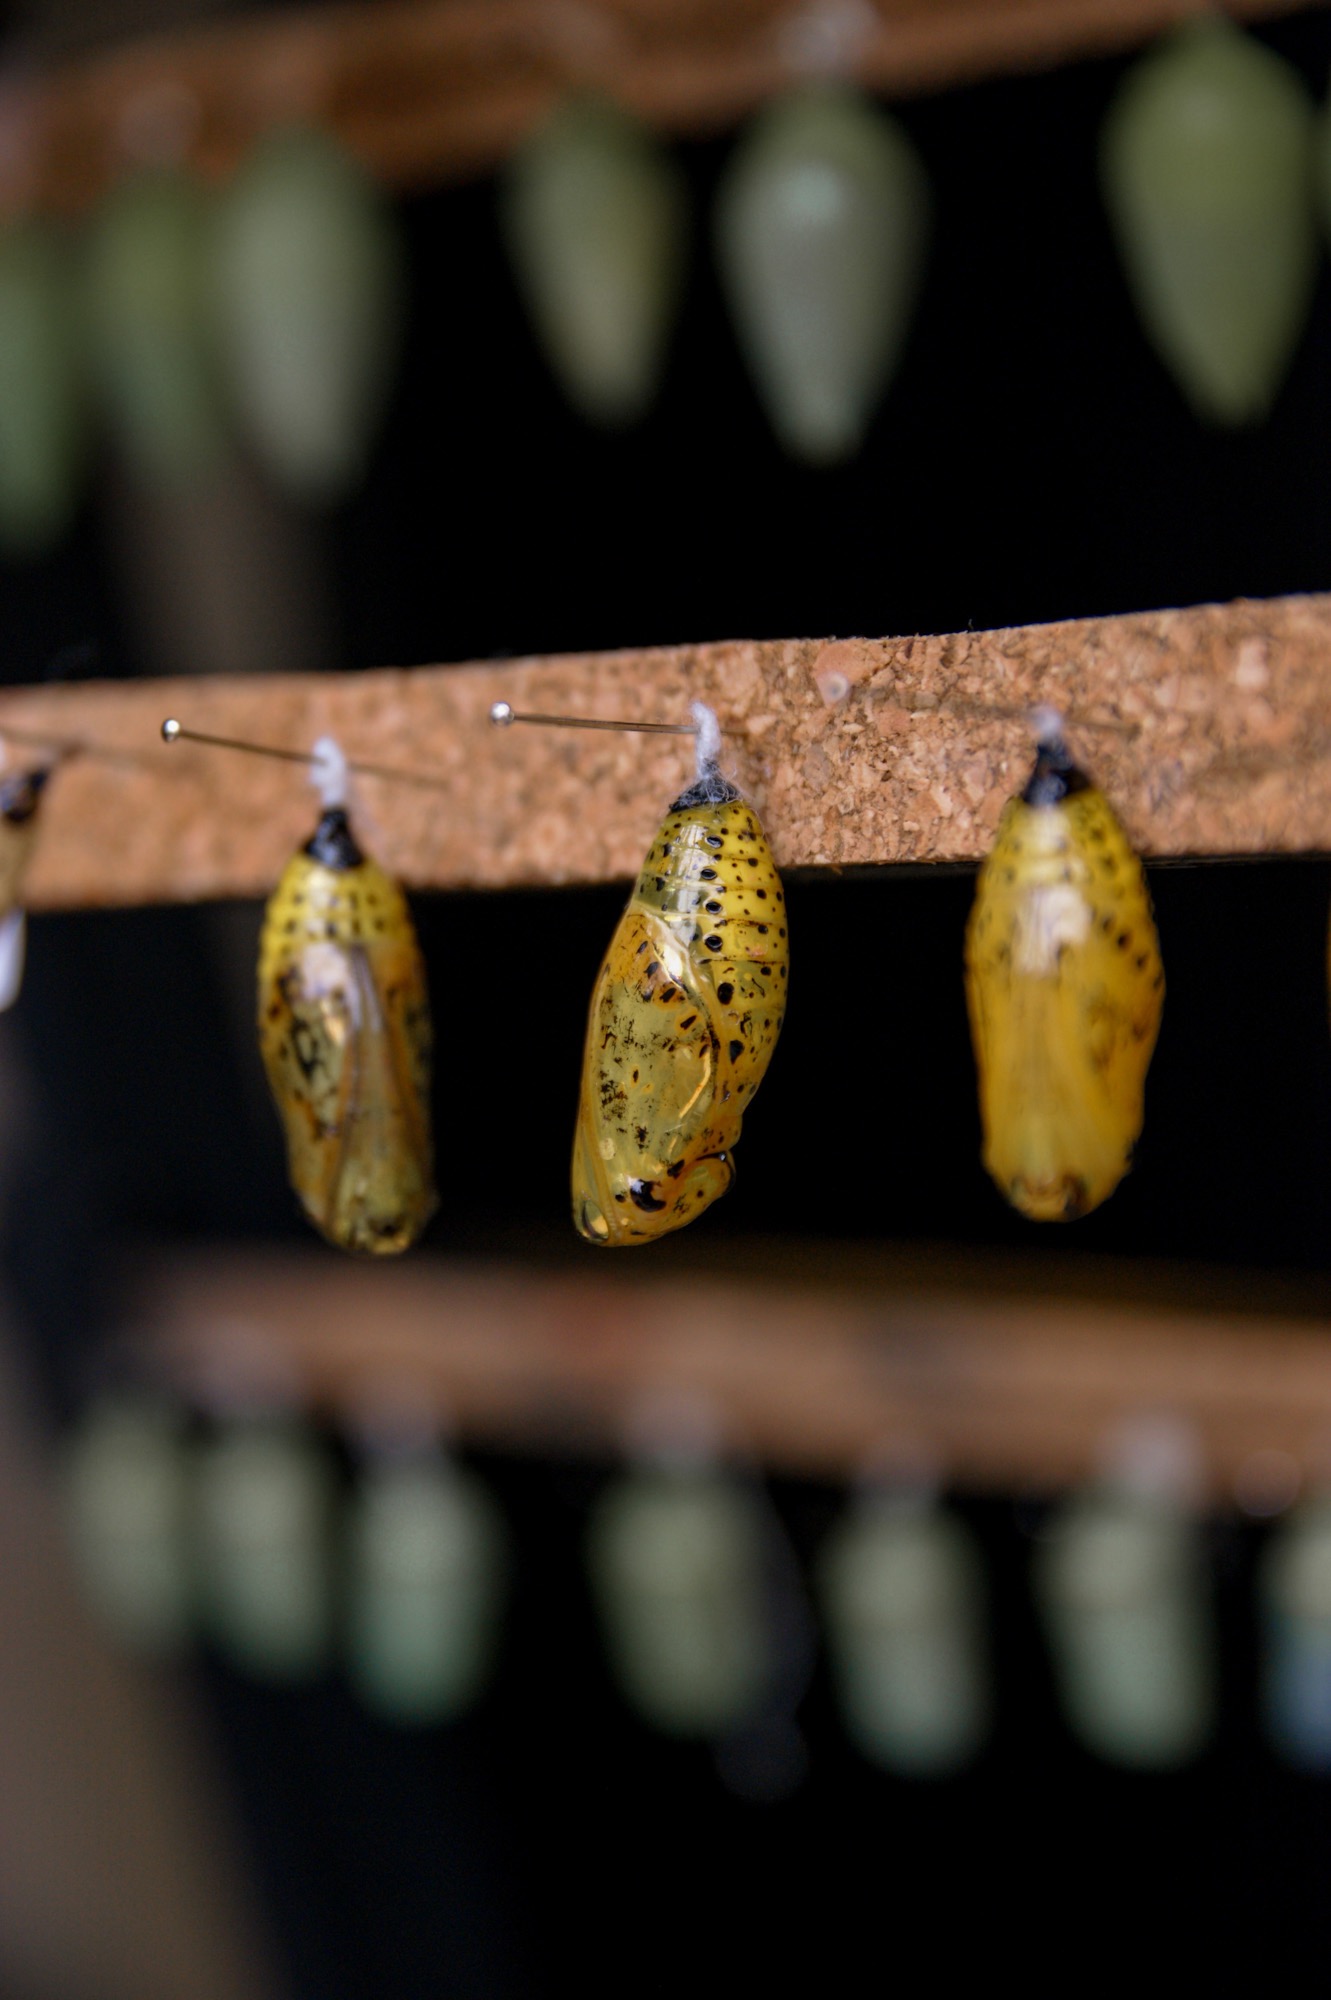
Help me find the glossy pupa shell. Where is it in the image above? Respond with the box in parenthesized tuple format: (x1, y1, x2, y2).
(257, 804, 434, 1254)
(572, 763, 788, 1245)
(964, 734, 1163, 1221)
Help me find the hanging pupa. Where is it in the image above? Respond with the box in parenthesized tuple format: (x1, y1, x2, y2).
(0, 756, 54, 1011)
(84, 164, 227, 482)
(818, 1486, 990, 1777)
(714, 83, 928, 463)
(197, 1410, 334, 1682)
(63, 1391, 193, 1656)
(1259, 1492, 1331, 1771)
(1312, 85, 1331, 262)
(347, 1439, 508, 1727)
(1101, 17, 1317, 425)
(0, 220, 87, 554)
(214, 126, 404, 503)
(587, 1457, 774, 1738)
(501, 96, 687, 427)
(964, 712, 1163, 1222)
(571, 703, 788, 1246)
(1033, 1421, 1216, 1769)
(257, 738, 434, 1255)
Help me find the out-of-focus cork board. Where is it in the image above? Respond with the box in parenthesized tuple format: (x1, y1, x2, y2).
(1, 592, 1328, 911)
(138, 1241, 1331, 1500)
(24, 0, 1321, 217)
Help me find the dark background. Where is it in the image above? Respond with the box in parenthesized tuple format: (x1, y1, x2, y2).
(8, 11, 1331, 1993)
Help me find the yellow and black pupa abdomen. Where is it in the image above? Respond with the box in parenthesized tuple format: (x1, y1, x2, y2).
(573, 772, 789, 1246)
(257, 805, 435, 1256)
(964, 738, 1163, 1222)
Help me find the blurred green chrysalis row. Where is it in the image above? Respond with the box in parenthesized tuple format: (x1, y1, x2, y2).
(1259, 1494, 1331, 1771)
(347, 1451, 508, 1727)
(64, 1394, 193, 1657)
(84, 165, 226, 483)
(196, 1413, 335, 1682)
(715, 83, 929, 464)
(214, 126, 405, 504)
(587, 1462, 773, 1739)
(1101, 17, 1317, 426)
(818, 1493, 989, 1778)
(1033, 1480, 1216, 1769)
(0, 219, 87, 553)
(502, 97, 687, 427)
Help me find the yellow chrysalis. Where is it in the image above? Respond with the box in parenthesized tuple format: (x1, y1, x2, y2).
(0, 766, 47, 913)
(257, 803, 434, 1255)
(964, 729, 1163, 1221)
(573, 755, 788, 1245)
(0, 765, 50, 1011)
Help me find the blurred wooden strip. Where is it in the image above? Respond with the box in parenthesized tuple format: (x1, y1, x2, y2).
(139, 1246, 1331, 1504)
(24, 0, 1322, 215)
(2, 592, 1330, 909)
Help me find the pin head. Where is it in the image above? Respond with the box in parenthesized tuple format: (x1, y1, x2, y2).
(161, 718, 182, 743)
(489, 702, 515, 727)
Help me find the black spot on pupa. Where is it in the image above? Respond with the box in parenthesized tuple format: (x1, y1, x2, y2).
(705, 899, 722, 913)
(728, 1039, 744, 1061)
(646, 961, 661, 980)
(678, 1014, 697, 1030)
(699, 867, 717, 880)
(704, 935, 723, 951)
(717, 982, 734, 1004)
(629, 1179, 667, 1213)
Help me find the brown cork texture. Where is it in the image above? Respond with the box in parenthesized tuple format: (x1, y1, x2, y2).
(20, 0, 1319, 217)
(3, 591, 1330, 912)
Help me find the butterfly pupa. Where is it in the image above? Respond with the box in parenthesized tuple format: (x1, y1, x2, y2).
(0, 763, 51, 1011)
(964, 718, 1163, 1222)
(256, 739, 434, 1255)
(572, 704, 788, 1245)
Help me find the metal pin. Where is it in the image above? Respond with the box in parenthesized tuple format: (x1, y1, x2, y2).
(489, 700, 698, 737)
(160, 719, 452, 792)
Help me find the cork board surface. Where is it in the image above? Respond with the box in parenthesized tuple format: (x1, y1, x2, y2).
(1, 591, 1328, 911)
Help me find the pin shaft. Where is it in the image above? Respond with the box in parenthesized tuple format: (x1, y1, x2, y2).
(489, 701, 697, 736)
(161, 720, 451, 792)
